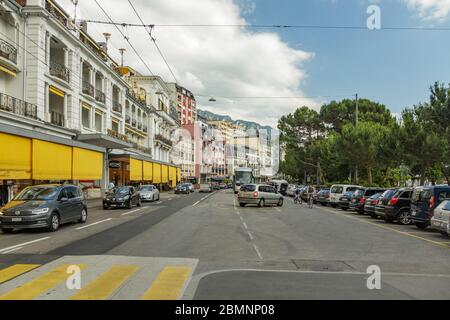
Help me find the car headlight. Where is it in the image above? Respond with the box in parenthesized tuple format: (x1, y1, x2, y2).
(32, 208, 50, 215)
(0, 211, 3, 216)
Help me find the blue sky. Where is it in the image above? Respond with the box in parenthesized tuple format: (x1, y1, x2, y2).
(240, 0, 450, 115)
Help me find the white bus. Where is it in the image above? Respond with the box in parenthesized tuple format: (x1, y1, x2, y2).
(233, 168, 254, 194)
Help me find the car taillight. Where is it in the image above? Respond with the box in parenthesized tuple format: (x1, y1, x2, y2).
(429, 196, 435, 209)
(253, 192, 259, 198)
(359, 197, 366, 204)
(373, 200, 379, 205)
(389, 197, 399, 206)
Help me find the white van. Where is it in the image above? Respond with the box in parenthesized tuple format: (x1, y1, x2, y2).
(329, 184, 362, 208)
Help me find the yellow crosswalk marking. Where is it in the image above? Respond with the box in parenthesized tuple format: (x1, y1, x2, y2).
(70, 265, 139, 300)
(0, 264, 87, 300)
(0, 264, 41, 284)
(141, 266, 192, 300)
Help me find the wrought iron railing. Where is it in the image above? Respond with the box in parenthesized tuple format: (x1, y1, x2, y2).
(138, 122, 143, 130)
(131, 142, 152, 155)
(155, 134, 173, 147)
(82, 81, 94, 97)
(107, 129, 129, 142)
(0, 38, 17, 64)
(45, 0, 69, 27)
(95, 89, 106, 103)
(50, 111, 64, 127)
(112, 100, 122, 113)
(131, 119, 137, 127)
(125, 114, 131, 124)
(49, 61, 70, 83)
(0, 92, 39, 120)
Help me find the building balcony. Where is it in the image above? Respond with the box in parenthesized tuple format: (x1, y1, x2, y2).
(112, 100, 122, 113)
(0, 38, 17, 65)
(131, 119, 137, 127)
(82, 81, 94, 97)
(125, 114, 131, 124)
(49, 61, 70, 83)
(50, 111, 64, 127)
(45, 0, 69, 28)
(131, 142, 152, 156)
(143, 125, 148, 133)
(137, 122, 143, 130)
(0, 92, 39, 121)
(155, 134, 173, 147)
(95, 89, 106, 104)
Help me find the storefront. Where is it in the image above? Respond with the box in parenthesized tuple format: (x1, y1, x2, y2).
(109, 154, 180, 191)
(0, 124, 105, 204)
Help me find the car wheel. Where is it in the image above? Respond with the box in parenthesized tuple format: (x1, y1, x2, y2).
(439, 231, 448, 237)
(258, 199, 265, 207)
(414, 222, 428, 230)
(240, 203, 245, 207)
(103, 204, 109, 210)
(137, 199, 142, 207)
(397, 210, 411, 225)
(1, 228, 13, 234)
(78, 208, 88, 223)
(331, 204, 337, 208)
(341, 207, 348, 211)
(47, 213, 60, 232)
(277, 198, 284, 207)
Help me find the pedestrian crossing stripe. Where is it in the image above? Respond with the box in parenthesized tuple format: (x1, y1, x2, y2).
(0, 264, 41, 284)
(141, 266, 192, 300)
(0, 264, 87, 300)
(0, 263, 193, 300)
(70, 265, 139, 300)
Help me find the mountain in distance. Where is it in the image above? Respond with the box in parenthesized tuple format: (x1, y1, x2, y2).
(198, 109, 273, 133)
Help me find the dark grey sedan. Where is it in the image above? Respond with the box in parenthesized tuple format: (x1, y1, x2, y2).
(0, 185, 87, 233)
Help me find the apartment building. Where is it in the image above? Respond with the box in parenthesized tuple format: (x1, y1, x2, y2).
(0, 0, 180, 202)
(166, 83, 197, 126)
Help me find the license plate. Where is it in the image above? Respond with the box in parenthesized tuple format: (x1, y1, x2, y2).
(11, 218, 22, 222)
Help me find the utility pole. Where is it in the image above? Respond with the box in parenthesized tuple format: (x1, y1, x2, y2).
(355, 93, 359, 184)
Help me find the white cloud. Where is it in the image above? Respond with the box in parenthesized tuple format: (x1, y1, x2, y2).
(56, 0, 315, 127)
(403, 0, 450, 21)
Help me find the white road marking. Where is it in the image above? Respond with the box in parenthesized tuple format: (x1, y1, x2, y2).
(253, 244, 263, 260)
(0, 237, 50, 253)
(243, 222, 248, 230)
(192, 201, 201, 207)
(1, 247, 23, 254)
(121, 208, 142, 216)
(168, 198, 173, 201)
(156, 201, 162, 204)
(247, 231, 254, 241)
(76, 218, 112, 230)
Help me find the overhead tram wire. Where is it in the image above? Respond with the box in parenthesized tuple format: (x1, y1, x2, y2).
(127, 0, 178, 84)
(92, 0, 154, 76)
(194, 94, 355, 100)
(78, 20, 450, 32)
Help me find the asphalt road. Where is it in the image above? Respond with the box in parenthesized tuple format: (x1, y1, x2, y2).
(0, 190, 449, 300)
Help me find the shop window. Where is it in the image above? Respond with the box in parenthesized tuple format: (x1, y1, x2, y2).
(82, 106, 90, 128)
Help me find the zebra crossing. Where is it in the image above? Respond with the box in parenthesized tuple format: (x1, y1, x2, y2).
(0, 255, 198, 300)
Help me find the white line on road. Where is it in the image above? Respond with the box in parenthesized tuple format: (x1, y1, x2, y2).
(243, 222, 248, 230)
(121, 208, 142, 216)
(76, 218, 112, 230)
(253, 244, 263, 260)
(0, 237, 50, 253)
(192, 201, 201, 207)
(247, 231, 254, 241)
(1, 247, 23, 254)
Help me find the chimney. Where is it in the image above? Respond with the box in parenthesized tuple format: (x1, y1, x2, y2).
(102, 32, 111, 54)
(79, 21, 88, 34)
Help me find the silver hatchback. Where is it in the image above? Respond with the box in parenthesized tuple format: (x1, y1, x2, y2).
(238, 184, 284, 207)
(431, 200, 450, 236)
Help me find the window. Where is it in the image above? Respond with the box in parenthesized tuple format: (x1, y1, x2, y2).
(95, 112, 102, 132)
(82, 106, 90, 128)
(438, 191, 450, 203)
(112, 120, 119, 132)
(443, 201, 450, 211)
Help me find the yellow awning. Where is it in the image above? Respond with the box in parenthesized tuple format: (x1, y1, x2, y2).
(32, 140, 72, 180)
(143, 161, 153, 181)
(161, 164, 169, 183)
(169, 167, 177, 188)
(153, 163, 161, 184)
(0, 133, 31, 179)
(49, 85, 65, 98)
(72, 147, 103, 180)
(177, 168, 181, 183)
(130, 158, 143, 181)
(0, 65, 16, 77)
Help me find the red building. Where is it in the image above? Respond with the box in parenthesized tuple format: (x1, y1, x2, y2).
(169, 84, 197, 125)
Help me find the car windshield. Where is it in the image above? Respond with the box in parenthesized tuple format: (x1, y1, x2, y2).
(331, 186, 344, 194)
(140, 186, 153, 192)
(353, 189, 365, 197)
(14, 186, 59, 201)
(240, 185, 256, 192)
(112, 187, 131, 195)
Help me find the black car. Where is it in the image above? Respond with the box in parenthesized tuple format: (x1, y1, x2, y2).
(316, 189, 330, 206)
(338, 191, 355, 211)
(350, 187, 386, 214)
(0, 184, 87, 233)
(384, 188, 413, 225)
(373, 189, 398, 219)
(364, 193, 383, 217)
(103, 186, 141, 209)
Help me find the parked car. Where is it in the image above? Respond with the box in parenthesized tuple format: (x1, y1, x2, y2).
(286, 184, 297, 197)
(329, 185, 361, 208)
(238, 184, 284, 207)
(271, 180, 289, 196)
(212, 183, 221, 191)
(364, 193, 383, 217)
(384, 188, 413, 225)
(186, 183, 195, 193)
(0, 184, 88, 233)
(350, 187, 386, 214)
(338, 190, 355, 211)
(374, 189, 398, 219)
(431, 200, 450, 236)
(174, 183, 191, 194)
(316, 189, 331, 206)
(313, 187, 329, 204)
(103, 186, 141, 209)
(219, 182, 227, 189)
(199, 184, 213, 193)
(139, 185, 160, 202)
(411, 185, 450, 229)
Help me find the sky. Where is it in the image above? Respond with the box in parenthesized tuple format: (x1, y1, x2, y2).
(57, 0, 450, 127)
